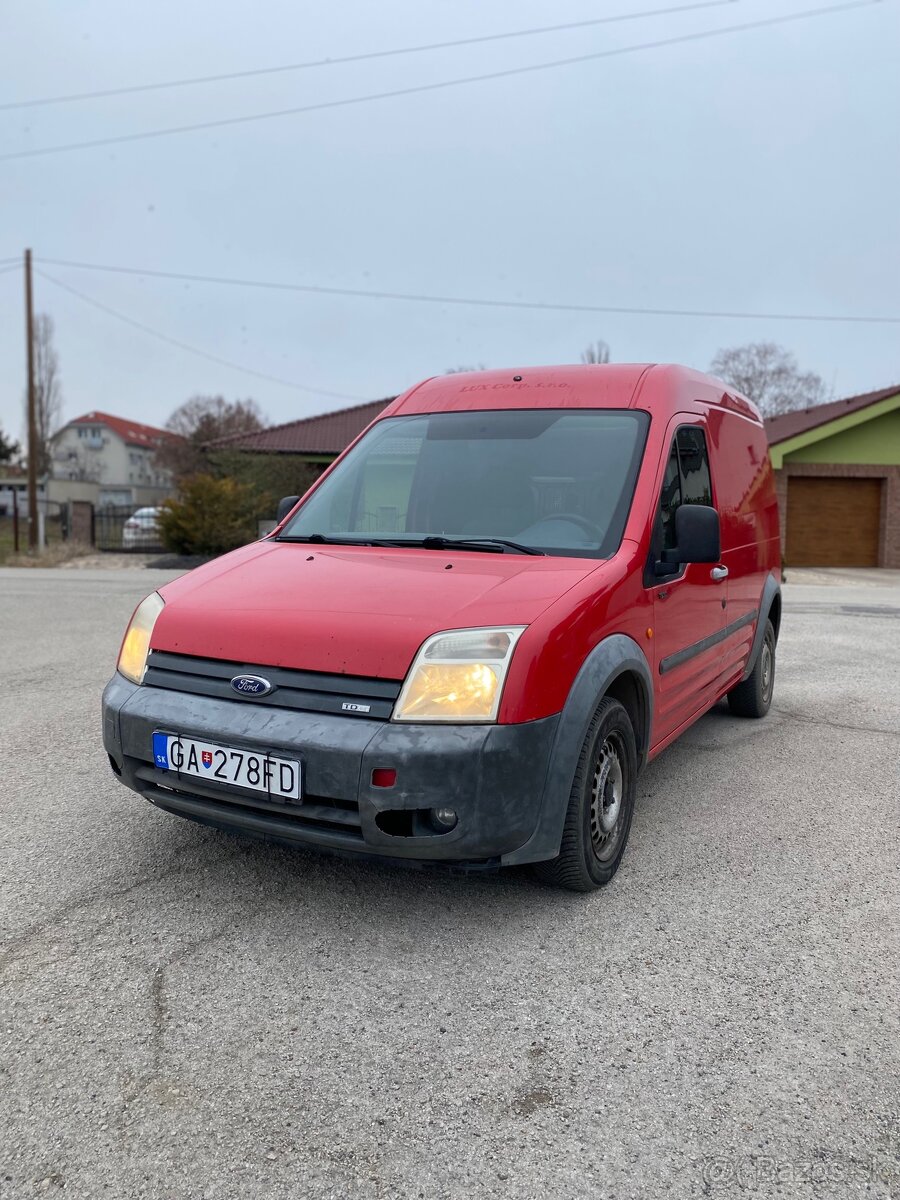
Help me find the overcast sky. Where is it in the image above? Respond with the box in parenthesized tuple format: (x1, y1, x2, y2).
(1, 0, 898, 439)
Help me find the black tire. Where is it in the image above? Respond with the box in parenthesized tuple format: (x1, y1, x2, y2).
(727, 619, 775, 718)
(534, 697, 637, 893)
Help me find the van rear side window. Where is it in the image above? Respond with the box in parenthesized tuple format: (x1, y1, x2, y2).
(280, 409, 650, 558)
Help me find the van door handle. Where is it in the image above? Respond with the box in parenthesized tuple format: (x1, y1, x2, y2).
(710, 565, 729, 582)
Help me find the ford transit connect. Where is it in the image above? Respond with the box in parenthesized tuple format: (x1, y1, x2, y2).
(102, 365, 781, 891)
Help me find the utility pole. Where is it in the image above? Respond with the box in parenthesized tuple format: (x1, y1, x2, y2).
(25, 247, 38, 551)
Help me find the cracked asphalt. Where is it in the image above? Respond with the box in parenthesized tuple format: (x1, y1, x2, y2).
(2, 566, 898, 1199)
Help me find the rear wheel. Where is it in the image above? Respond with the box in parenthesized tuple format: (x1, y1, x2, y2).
(534, 697, 637, 892)
(727, 619, 775, 718)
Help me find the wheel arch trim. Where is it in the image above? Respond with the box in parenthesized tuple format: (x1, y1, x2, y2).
(740, 573, 781, 682)
(501, 633, 652, 867)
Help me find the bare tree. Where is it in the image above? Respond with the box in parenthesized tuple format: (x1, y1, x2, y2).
(157, 395, 266, 480)
(581, 340, 611, 365)
(24, 314, 63, 476)
(709, 342, 827, 416)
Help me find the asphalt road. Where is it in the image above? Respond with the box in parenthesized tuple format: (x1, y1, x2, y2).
(2, 566, 898, 1199)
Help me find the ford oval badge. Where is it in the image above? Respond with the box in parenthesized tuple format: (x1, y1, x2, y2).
(230, 674, 274, 697)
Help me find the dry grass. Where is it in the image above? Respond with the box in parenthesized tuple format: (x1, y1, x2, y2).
(4, 541, 93, 568)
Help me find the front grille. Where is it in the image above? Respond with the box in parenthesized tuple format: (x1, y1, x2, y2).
(143, 650, 401, 720)
(133, 763, 364, 842)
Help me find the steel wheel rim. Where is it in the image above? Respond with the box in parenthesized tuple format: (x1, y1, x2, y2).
(761, 640, 773, 701)
(589, 734, 625, 861)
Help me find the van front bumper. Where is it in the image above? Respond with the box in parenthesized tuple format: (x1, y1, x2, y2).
(102, 674, 560, 867)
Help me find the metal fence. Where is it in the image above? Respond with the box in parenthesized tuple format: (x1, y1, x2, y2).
(0, 500, 65, 561)
(94, 505, 165, 552)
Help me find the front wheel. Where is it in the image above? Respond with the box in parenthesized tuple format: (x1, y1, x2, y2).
(727, 619, 776, 718)
(534, 697, 637, 892)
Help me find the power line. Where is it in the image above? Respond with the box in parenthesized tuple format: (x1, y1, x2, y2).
(0, 0, 737, 111)
(1, 0, 883, 162)
(37, 256, 900, 326)
(0, 262, 21, 276)
(34, 269, 373, 399)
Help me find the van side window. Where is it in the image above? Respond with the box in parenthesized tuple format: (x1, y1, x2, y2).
(655, 425, 713, 554)
(659, 442, 682, 550)
(676, 427, 713, 506)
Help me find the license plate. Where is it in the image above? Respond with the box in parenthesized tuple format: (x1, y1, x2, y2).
(152, 732, 301, 801)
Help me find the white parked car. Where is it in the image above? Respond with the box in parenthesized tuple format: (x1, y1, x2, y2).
(122, 506, 164, 549)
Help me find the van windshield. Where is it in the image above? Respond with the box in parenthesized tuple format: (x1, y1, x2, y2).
(278, 408, 649, 558)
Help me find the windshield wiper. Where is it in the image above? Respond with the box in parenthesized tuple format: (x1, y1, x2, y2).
(415, 535, 544, 556)
(276, 533, 394, 547)
(276, 533, 544, 555)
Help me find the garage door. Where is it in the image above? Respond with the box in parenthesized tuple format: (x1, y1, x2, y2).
(786, 477, 882, 567)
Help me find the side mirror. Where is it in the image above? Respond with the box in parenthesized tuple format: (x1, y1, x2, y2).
(276, 495, 300, 524)
(670, 504, 720, 564)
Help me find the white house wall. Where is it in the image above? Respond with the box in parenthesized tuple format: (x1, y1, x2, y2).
(49, 422, 174, 507)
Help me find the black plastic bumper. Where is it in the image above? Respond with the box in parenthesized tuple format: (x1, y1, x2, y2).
(102, 673, 560, 866)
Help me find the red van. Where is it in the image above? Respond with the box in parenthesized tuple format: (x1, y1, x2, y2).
(103, 365, 781, 891)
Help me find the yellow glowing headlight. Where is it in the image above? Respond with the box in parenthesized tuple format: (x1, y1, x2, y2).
(393, 627, 526, 723)
(117, 592, 165, 684)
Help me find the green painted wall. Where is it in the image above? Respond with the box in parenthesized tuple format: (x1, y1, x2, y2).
(783, 408, 900, 465)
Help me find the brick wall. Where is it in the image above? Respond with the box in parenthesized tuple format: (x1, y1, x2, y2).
(774, 461, 900, 568)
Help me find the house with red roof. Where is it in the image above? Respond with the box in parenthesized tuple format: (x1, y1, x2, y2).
(208, 398, 394, 466)
(765, 384, 900, 568)
(48, 410, 182, 508)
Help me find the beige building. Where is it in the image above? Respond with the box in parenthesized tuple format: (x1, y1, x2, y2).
(49, 410, 179, 508)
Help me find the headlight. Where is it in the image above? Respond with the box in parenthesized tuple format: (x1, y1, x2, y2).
(117, 592, 165, 684)
(393, 627, 526, 723)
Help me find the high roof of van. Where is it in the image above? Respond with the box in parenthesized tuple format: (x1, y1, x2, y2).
(388, 364, 761, 424)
